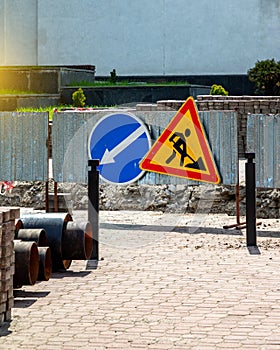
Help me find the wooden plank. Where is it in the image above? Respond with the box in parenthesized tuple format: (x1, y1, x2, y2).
(0, 207, 20, 221)
(0, 209, 10, 223)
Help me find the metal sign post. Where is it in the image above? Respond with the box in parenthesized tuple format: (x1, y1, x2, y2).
(245, 153, 257, 246)
(88, 160, 100, 260)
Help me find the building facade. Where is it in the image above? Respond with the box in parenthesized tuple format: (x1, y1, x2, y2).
(0, 0, 279, 76)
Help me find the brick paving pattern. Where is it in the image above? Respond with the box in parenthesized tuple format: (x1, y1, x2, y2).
(0, 211, 280, 349)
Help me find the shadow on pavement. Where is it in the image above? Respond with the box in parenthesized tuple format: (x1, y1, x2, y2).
(50, 270, 91, 279)
(247, 246, 261, 255)
(86, 260, 98, 270)
(258, 230, 280, 238)
(13, 290, 50, 308)
(14, 299, 37, 308)
(101, 222, 243, 236)
(14, 290, 50, 298)
(0, 322, 12, 337)
(101, 223, 280, 238)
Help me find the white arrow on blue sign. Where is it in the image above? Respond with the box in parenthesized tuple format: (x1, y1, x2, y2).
(88, 112, 151, 184)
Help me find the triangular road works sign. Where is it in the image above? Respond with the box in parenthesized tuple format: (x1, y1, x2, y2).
(140, 97, 221, 184)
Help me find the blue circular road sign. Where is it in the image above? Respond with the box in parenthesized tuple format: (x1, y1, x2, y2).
(88, 112, 151, 184)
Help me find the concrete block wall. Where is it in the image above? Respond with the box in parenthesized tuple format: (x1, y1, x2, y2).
(0, 207, 19, 324)
(136, 100, 184, 112)
(136, 96, 280, 158)
(0, 94, 60, 111)
(0, 68, 60, 94)
(196, 96, 280, 158)
(0, 66, 95, 94)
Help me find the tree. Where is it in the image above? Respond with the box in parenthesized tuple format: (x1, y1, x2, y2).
(248, 59, 280, 95)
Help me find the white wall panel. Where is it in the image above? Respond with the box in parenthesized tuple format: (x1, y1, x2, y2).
(0, 0, 280, 75)
(0, 0, 37, 65)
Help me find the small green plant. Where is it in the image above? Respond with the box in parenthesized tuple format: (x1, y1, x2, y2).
(72, 87, 86, 107)
(210, 84, 229, 96)
(16, 105, 71, 121)
(110, 69, 117, 84)
(16, 104, 115, 120)
(248, 58, 280, 95)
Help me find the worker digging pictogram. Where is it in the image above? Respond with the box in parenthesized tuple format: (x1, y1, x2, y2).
(166, 129, 206, 171)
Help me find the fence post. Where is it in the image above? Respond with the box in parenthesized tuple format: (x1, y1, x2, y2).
(245, 152, 257, 246)
(88, 160, 100, 260)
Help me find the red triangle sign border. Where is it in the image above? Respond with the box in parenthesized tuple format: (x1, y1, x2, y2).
(140, 97, 221, 184)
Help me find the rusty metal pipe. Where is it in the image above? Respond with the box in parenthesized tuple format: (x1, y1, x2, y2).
(19, 213, 72, 271)
(14, 241, 39, 288)
(62, 221, 93, 260)
(16, 228, 48, 247)
(38, 247, 52, 281)
(15, 219, 23, 233)
(54, 182, 58, 212)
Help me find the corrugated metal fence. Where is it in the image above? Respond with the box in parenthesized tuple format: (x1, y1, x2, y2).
(247, 114, 280, 188)
(3, 110, 279, 189)
(0, 112, 48, 181)
(52, 110, 238, 185)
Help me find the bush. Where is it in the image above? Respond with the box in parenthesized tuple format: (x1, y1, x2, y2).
(110, 69, 117, 84)
(72, 88, 86, 107)
(248, 59, 280, 95)
(210, 84, 229, 96)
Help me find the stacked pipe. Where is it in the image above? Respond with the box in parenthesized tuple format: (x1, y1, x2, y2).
(14, 228, 52, 287)
(13, 240, 40, 288)
(16, 213, 93, 275)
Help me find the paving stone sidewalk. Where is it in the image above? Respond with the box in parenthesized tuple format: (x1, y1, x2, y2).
(0, 211, 280, 350)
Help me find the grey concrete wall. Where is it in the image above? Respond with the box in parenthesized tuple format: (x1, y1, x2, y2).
(0, 1, 4, 63)
(0, 0, 37, 65)
(1, 0, 280, 76)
